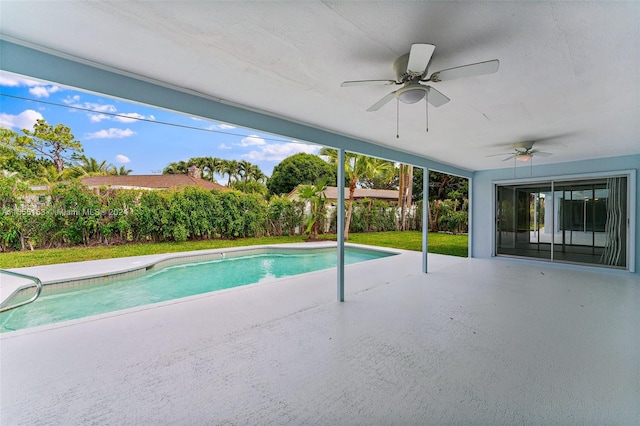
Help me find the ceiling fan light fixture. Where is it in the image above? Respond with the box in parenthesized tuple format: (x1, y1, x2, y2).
(398, 88, 425, 104)
(516, 154, 533, 162)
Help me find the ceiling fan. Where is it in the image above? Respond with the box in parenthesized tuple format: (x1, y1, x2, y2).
(341, 43, 500, 112)
(487, 141, 566, 163)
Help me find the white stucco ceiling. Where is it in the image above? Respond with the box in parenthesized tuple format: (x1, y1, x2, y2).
(1, 1, 638, 171)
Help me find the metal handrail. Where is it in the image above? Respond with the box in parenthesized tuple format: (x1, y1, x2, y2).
(0, 269, 43, 313)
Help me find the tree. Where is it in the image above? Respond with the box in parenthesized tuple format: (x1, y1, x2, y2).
(398, 164, 414, 231)
(16, 119, 83, 173)
(189, 156, 222, 182)
(237, 159, 252, 192)
(220, 159, 239, 186)
(0, 128, 47, 179)
(236, 160, 265, 192)
(72, 155, 115, 177)
(38, 164, 75, 183)
(298, 178, 327, 240)
(0, 128, 24, 161)
(113, 165, 132, 175)
(163, 160, 188, 174)
(320, 148, 394, 240)
(267, 152, 336, 195)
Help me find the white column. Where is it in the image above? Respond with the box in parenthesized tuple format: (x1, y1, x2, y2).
(422, 168, 429, 273)
(337, 148, 345, 301)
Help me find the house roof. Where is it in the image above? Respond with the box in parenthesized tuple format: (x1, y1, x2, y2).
(289, 186, 398, 202)
(80, 175, 228, 191)
(324, 186, 398, 201)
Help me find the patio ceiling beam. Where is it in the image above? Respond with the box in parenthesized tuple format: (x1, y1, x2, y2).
(0, 37, 472, 179)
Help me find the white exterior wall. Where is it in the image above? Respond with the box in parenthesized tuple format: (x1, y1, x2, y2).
(471, 154, 640, 275)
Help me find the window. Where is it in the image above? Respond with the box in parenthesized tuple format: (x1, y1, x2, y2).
(496, 176, 628, 268)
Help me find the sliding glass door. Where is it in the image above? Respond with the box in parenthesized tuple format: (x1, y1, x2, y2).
(496, 176, 628, 268)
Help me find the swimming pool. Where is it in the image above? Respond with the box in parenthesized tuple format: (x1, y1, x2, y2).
(0, 246, 394, 332)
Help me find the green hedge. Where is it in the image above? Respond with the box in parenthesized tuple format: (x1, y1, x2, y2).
(0, 178, 290, 251)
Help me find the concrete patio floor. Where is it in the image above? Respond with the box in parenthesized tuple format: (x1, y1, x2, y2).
(1, 247, 638, 424)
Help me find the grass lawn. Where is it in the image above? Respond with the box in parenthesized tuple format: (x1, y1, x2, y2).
(0, 231, 468, 269)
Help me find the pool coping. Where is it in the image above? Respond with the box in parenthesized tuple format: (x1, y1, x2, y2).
(0, 242, 400, 309)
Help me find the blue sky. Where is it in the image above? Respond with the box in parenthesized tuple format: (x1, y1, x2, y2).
(0, 70, 319, 177)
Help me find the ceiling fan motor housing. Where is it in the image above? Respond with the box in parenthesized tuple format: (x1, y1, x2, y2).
(393, 53, 420, 82)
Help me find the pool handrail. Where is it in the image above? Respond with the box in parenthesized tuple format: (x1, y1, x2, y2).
(0, 269, 43, 313)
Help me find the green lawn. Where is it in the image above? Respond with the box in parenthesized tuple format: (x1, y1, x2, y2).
(0, 231, 468, 269)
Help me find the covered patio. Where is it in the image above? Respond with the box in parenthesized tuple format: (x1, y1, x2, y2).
(2, 249, 638, 424)
(1, 1, 639, 424)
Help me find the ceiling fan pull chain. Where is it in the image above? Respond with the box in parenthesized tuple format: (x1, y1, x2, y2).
(530, 157, 533, 175)
(396, 98, 400, 139)
(425, 96, 429, 132)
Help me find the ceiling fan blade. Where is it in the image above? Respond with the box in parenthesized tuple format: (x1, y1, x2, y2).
(532, 150, 553, 157)
(486, 152, 513, 158)
(426, 59, 499, 82)
(367, 91, 397, 112)
(407, 43, 435, 75)
(341, 80, 398, 87)
(426, 86, 450, 107)
(501, 154, 518, 162)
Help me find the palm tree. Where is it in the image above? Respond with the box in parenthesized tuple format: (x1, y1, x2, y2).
(112, 165, 132, 175)
(298, 178, 327, 240)
(38, 164, 74, 183)
(163, 161, 188, 174)
(248, 164, 267, 184)
(205, 156, 224, 182)
(221, 159, 239, 186)
(398, 164, 414, 231)
(237, 159, 253, 191)
(320, 148, 394, 240)
(73, 155, 115, 177)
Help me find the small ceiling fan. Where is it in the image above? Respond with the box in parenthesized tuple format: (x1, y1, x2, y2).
(341, 43, 499, 112)
(488, 141, 567, 162)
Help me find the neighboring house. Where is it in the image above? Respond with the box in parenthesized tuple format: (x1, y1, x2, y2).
(288, 186, 399, 204)
(288, 185, 401, 232)
(80, 166, 228, 191)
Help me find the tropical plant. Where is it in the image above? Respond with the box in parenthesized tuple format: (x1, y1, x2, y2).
(297, 178, 327, 240)
(113, 165, 132, 175)
(71, 155, 115, 177)
(38, 164, 75, 183)
(398, 164, 413, 231)
(163, 160, 189, 174)
(220, 159, 239, 186)
(319, 148, 394, 240)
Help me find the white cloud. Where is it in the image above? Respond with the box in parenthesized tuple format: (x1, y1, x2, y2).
(28, 85, 61, 98)
(0, 72, 39, 87)
(115, 154, 131, 163)
(219, 143, 232, 150)
(63, 96, 117, 113)
(243, 142, 319, 161)
(85, 128, 136, 139)
(0, 71, 62, 98)
(0, 109, 44, 130)
(114, 112, 155, 123)
(89, 113, 110, 123)
(62, 95, 81, 104)
(238, 135, 266, 147)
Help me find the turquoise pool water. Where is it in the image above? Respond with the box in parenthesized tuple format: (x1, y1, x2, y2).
(0, 247, 393, 332)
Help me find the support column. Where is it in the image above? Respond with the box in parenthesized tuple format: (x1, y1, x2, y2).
(422, 168, 429, 273)
(337, 148, 345, 301)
